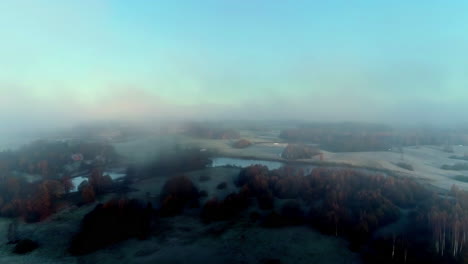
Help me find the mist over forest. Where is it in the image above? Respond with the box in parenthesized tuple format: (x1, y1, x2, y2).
(3, 1, 468, 264)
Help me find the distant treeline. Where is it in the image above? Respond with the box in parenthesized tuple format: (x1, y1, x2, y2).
(280, 122, 468, 152)
(184, 123, 240, 139)
(450, 155, 468, 161)
(66, 122, 150, 142)
(441, 163, 468, 171)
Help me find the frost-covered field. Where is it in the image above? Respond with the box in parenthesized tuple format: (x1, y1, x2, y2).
(326, 145, 468, 190)
(0, 205, 94, 264)
(177, 133, 468, 191)
(114, 133, 468, 191)
(75, 221, 361, 264)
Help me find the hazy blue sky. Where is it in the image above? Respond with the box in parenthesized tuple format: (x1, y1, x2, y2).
(1, 0, 468, 130)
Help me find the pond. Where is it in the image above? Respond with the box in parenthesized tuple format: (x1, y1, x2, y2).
(209, 157, 389, 177)
(71, 176, 88, 192)
(70, 170, 126, 192)
(210, 157, 284, 170)
(209, 157, 319, 174)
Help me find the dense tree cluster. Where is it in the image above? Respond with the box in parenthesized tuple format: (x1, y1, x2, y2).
(201, 190, 250, 223)
(234, 166, 416, 239)
(441, 163, 468, 171)
(0, 140, 118, 178)
(280, 123, 468, 151)
(0, 176, 68, 222)
(425, 186, 468, 260)
(280, 144, 321, 160)
(63, 160, 468, 263)
(159, 175, 200, 216)
(365, 184, 468, 264)
(232, 139, 252, 148)
(0, 140, 121, 222)
(202, 165, 468, 263)
(69, 198, 153, 255)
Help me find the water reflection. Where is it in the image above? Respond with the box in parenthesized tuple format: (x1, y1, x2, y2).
(210, 157, 284, 170)
(70, 171, 126, 192)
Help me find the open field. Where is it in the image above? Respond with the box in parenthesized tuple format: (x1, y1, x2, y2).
(151, 130, 468, 192)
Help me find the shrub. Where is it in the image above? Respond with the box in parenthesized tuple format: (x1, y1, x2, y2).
(69, 199, 153, 255)
(281, 144, 320, 160)
(217, 182, 227, 190)
(395, 162, 414, 171)
(233, 139, 252, 149)
(13, 239, 39, 254)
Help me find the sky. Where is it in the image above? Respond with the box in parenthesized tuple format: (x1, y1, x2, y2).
(1, 0, 468, 131)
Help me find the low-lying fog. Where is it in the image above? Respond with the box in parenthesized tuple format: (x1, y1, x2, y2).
(2, 1, 468, 263)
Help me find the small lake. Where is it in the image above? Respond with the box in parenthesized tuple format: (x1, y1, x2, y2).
(71, 176, 88, 192)
(210, 157, 284, 170)
(209, 157, 389, 177)
(209, 157, 319, 174)
(70, 170, 126, 192)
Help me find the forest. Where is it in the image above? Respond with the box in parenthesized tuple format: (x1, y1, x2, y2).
(0, 140, 120, 223)
(153, 165, 468, 264)
(2, 139, 468, 263)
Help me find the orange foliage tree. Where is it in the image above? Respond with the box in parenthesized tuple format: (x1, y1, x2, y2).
(81, 185, 96, 204)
